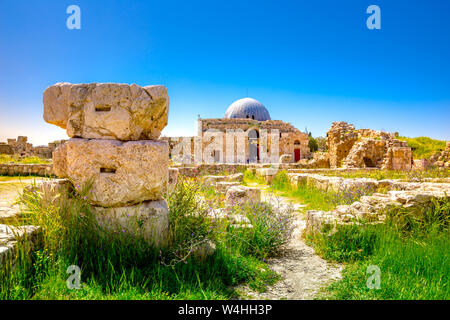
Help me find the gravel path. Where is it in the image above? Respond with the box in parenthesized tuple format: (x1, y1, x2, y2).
(236, 187, 342, 300)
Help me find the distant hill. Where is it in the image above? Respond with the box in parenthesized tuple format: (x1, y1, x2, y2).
(398, 136, 447, 159)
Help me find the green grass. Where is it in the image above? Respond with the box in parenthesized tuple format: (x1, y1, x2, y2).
(0, 154, 51, 164)
(242, 169, 266, 186)
(317, 168, 450, 181)
(269, 170, 375, 211)
(398, 136, 446, 159)
(0, 178, 292, 300)
(309, 198, 450, 300)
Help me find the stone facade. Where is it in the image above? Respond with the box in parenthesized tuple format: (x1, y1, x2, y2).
(163, 116, 310, 165)
(326, 121, 412, 170)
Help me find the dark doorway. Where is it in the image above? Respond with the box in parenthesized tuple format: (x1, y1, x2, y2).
(249, 129, 260, 163)
(294, 149, 301, 162)
(363, 157, 375, 167)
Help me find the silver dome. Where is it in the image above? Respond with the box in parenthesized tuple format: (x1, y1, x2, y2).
(225, 98, 271, 121)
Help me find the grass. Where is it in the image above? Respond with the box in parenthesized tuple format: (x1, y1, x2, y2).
(0, 178, 293, 300)
(268, 170, 450, 299)
(397, 136, 446, 159)
(317, 168, 450, 181)
(242, 169, 266, 186)
(269, 170, 376, 211)
(308, 198, 450, 300)
(0, 154, 51, 164)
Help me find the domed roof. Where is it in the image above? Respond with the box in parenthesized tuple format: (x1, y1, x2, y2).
(225, 98, 271, 121)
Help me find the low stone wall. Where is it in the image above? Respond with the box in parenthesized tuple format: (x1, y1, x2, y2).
(294, 172, 450, 235)
(289, 172, 450, 194)
(0, 224, 41, 269)
(0, 163, 53, 176)
(306, 188, 450, 235)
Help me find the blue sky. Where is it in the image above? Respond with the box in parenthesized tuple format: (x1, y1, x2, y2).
(0, 0, 449, 145)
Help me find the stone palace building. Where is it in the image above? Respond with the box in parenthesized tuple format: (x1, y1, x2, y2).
(164, 97, 310, 164)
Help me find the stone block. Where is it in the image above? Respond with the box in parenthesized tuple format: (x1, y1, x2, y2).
(53, 138, 168, 207)
(44, 83, 169, 140)
(225, 186, 261, 205)
(92, 200, 169, 247)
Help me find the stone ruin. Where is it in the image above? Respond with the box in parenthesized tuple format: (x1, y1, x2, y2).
(43, 82, 170, 247)
(429, 141, 450, 169)
(326, 121, 412, 170)
(0, 136, 32, 156)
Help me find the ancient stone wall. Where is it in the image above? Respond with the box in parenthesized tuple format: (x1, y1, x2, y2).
(0, 137, 66, 159)
(326, 121, 412, 170)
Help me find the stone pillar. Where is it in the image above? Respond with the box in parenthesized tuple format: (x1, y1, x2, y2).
(44, 83, 170, 247)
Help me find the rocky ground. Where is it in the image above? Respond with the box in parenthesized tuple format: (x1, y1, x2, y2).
(235, 186, 342, 300)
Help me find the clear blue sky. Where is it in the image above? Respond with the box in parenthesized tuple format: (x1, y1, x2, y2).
(0, 0, 449, 146)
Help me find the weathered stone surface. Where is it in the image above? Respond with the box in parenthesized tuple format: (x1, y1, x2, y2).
(326, 121, 411, 170)
(92, 200, 169, 247)
(226, 186, 261, 205)
(279, 154, 293, 164)
(203, 173, 243, 184)
(0, 224, 41, 268)
(0, 206, 20, 224)
(215, 181, 241, 193)
(305, 188, 450, 235)
(326, 122, 358, 168)
(53, 138, 169, 207)
(43, 83, 169, 140)
(24, 179, 71, 209)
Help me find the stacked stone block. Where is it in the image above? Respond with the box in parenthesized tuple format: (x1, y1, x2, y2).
(43, 83, 170, 247)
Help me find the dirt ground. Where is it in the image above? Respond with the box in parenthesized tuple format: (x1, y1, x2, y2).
(236, 187, 342, 300)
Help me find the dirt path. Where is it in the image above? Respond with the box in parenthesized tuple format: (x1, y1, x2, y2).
(237, 186, 342, 300)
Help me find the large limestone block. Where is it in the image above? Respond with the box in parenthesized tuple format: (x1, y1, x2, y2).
(43, 83, 169, 140)
(92, 200, 169, 247)
(53, 138, 168, 207)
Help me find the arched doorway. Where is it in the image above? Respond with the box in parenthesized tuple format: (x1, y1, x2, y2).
(294, 140, 301, 162)
(248, 129, 260, 163)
